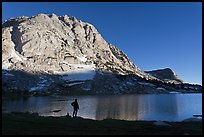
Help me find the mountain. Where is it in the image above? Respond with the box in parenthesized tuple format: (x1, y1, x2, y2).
(2, 13, 153, 78)
(145, 68, 184, 84)
(2, 13, 201, 95)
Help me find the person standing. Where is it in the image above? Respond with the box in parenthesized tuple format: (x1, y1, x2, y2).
(71, 99, 79, 117)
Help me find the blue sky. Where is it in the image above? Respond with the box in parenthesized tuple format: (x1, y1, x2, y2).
(2, 2, 202, 85)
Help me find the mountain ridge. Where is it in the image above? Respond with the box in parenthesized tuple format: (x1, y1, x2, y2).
(2, 13, 201, 95)
(145, 68, 184, 84)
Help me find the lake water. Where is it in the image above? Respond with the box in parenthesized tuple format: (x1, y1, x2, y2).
(2, 93, 202, 121)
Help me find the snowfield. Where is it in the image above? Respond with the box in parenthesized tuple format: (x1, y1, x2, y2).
(76, 56, 87, 62)
(54, 63, 96, 81)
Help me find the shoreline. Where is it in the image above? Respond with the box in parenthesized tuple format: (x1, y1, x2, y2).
(2, 91, 202, 100)
(2, 112, 202, 135)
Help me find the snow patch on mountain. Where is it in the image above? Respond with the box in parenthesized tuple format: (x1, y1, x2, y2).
(54, 64, 96, 81)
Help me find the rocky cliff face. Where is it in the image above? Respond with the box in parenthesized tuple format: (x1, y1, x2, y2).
(2, 13, 200, 95)
(2, 13, 154, 78)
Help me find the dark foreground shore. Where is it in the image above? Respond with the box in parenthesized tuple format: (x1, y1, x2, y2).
(2, 112, 202, 135)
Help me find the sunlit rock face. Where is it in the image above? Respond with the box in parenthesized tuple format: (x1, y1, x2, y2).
(3, 13, 195, 95)
(2, 13, 153, 78)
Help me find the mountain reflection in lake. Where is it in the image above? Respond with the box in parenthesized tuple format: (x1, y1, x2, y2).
(2, 94, 202, 121)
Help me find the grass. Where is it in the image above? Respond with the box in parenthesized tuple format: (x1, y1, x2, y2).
(2, 112, 202, 135)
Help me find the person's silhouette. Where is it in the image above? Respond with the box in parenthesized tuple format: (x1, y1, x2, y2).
(71, 99, 79, 117)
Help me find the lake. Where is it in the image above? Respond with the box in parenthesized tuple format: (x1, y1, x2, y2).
(2, 93, 202, 122)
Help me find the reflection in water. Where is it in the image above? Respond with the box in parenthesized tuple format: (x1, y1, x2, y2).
(2, 97, 69, 117)
(94, 94, 180, 121)
(95, 95, 141, 120)
(2, 94, 202, 121)
(176, 94, 202, 120)
(142, 94, 179, 121)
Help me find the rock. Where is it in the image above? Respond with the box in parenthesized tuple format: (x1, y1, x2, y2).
(182, 117, 202, 122)
(153, 121, 171, 126)
(52, 110, 61, 113)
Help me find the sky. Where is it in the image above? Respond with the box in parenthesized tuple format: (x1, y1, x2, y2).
(2, 2, 202, 85)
